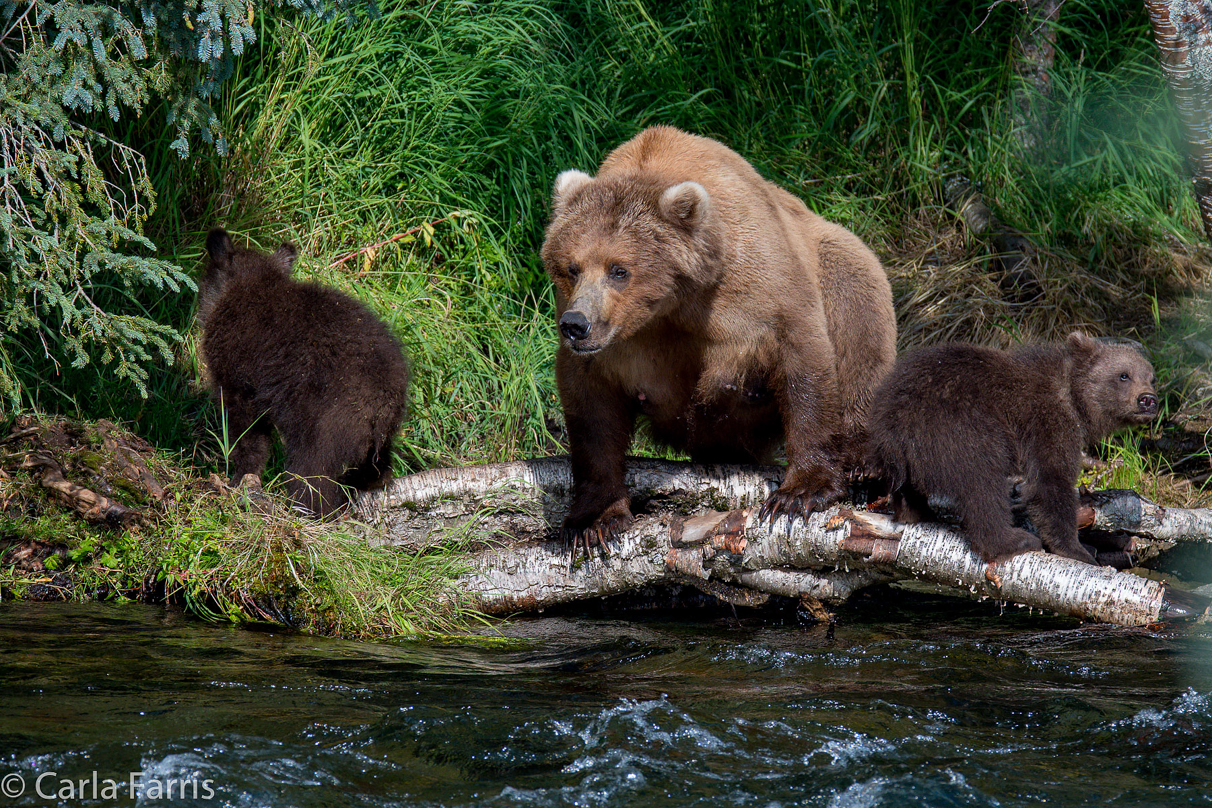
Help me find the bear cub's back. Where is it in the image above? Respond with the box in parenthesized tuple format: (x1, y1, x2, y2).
(200, 231, 408, 391)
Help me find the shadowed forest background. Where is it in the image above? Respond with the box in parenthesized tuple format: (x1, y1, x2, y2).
(5, 0, 1212, 493)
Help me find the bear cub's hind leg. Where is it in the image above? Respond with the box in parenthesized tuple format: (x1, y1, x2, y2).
(956, 468, 1044, 563)
(890, 486, 933, 525)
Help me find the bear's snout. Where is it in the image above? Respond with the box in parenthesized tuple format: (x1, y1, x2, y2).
(1137, 392, 1158, 415)
(559, 310, 592, 343)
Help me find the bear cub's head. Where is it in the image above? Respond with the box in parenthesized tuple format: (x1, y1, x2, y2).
(540, 170, 722, 355)
(1066, 331, 1158, 441)
(198, 229, 299, 327)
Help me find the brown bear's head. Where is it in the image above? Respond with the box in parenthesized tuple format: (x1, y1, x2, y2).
(1065, 331, 1158, 442)
(540, 170, 723, 354)
(198, 229, 299, 327)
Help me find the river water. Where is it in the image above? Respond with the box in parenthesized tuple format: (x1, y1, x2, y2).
(1, 594, 1209, 807)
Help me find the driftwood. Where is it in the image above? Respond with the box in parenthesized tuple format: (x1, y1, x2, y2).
(944, 176, 1043, 303)
(4, 416, 164, 526)
(354, 458, 1212, 627)
(19, 451, 142, 527)
(96, 420, 165, 502)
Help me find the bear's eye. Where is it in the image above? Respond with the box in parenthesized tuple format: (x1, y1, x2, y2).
(609, 264, 629, 280)
(1119, 372, 1130, 382)
(567, 262, 580, 279)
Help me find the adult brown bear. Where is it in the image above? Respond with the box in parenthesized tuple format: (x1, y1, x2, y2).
(198, 229, 410, 516)
(867, 333, 1158, 565)
(541, 125, 897, 552)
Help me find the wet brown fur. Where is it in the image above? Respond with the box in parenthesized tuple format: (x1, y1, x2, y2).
(866, 333, 1158, 564)
(198, 229, 410, 516)
(541, 126, 897, 543)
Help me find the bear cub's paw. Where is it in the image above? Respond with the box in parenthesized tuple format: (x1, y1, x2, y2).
(1040, 537, 1098, 566)
(971, 526, 1045, 564)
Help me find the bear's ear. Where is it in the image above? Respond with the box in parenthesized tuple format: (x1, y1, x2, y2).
(552, 170, 593, 217)
(206, 228, 234, 261)
(1066, 331, 1100, 362)
(272, 242, 299, 275)
(659, 181, 710, 230)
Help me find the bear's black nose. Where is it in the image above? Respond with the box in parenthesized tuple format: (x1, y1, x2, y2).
(559, 311, 591, 342)
(1138, 393, 1158, 413)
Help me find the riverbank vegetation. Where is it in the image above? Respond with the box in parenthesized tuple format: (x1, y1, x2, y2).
(0, 416, 480, 636)
(3, 0, 1212, 635)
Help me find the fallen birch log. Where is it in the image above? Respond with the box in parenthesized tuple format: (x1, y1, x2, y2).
(449, 507, 899, 614)
(354, 457, 784, 551)
(353, 458, 1212, 626)
(1078, 488, 1212, 542)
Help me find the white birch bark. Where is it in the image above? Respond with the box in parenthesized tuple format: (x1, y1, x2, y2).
(1145, 0, 1212, 239)
(354, 459, 1212, 625)
(354, 457, 782, 551)
(728, 508, 1204, 624)
(1081, 488, 1212, 541)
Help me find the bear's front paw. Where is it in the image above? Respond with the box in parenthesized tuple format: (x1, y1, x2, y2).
(758, 469, 846, 526)
(561, 497, 634, 566)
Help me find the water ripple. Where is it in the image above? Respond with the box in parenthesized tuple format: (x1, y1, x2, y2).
(2, 602, 1210, 808)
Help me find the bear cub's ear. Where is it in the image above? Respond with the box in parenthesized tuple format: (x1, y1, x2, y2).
(206, 228, 235, 262)
(272, 242, 299, 275)
(1065, 331, 1099, 358)
(659, 181, 711, 230)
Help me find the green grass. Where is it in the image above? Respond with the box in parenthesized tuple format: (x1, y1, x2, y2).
(130, 0, 1202, 461)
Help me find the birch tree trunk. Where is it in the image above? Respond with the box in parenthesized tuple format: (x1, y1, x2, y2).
(353, 458, 1212, 626)
(1011, 0, 1064, 155)
(1145, 0, 1212, 239)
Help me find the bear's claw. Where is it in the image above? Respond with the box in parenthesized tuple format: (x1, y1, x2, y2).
(562, 512, 630, 570)
(758, 489, 838, 527)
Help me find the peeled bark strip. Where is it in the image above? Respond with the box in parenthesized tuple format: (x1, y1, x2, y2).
(357, 459, 1212, 625)
(1146, 0, 1212, 239)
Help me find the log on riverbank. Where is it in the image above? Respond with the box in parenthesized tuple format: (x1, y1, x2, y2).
(353, 458, 1212, 626)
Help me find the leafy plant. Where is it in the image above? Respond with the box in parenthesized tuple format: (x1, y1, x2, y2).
(0, 0, 364, 410)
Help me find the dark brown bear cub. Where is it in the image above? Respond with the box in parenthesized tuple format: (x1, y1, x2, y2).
(867, 333, 1157, 565)
(198, 229, 410, 516)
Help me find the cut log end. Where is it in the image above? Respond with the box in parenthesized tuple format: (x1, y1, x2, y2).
(1160, 586, 1212, 621)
